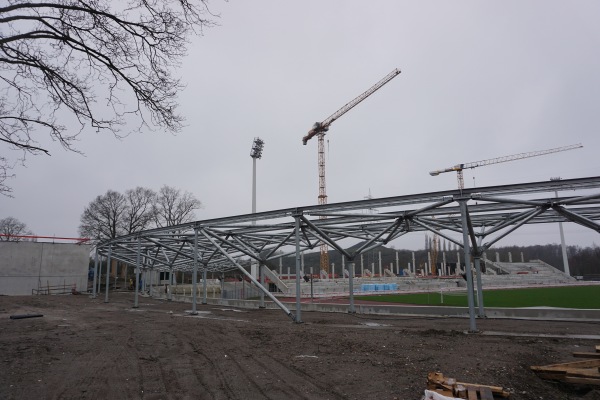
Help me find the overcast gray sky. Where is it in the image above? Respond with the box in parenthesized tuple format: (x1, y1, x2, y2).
(1, 1, 599, 250)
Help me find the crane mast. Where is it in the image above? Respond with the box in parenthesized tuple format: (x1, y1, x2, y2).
(430, 143, 583, 190)
(303, 69, 401, 273)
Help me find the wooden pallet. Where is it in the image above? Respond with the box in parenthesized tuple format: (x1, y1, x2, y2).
(427, 372, 510, 399)
(531, 344, 600, 386)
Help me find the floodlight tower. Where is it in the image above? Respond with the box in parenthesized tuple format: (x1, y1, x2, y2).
(250, 137, 265, 219)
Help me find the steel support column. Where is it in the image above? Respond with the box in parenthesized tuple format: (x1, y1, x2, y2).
(168, 267, 173, 301)
(92, 249, 99, 298)
(191, 229, 199, 315)
(202, 269, 208, 304)
(259, 263, 265, 308)
(104, 246, 112, 303)
(294, 214, 303, 323)
(97, 254, 102, 294)
(459, 201, 477, 332)
(134, 238, 141, 308)
(473, 255, 485, 317)
(348, 259, 355, 314)
(148, 258, 154, 297)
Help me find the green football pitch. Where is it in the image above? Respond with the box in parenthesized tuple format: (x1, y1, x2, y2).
(355, 285, 600, 309)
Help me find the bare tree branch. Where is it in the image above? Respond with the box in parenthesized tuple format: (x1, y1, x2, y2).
(124, 186, 156, 234)
(154, 185, 202, 227)
(0, 0, 218, 195)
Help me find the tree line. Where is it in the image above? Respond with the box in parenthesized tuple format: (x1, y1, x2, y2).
(78, 186, 202, 243)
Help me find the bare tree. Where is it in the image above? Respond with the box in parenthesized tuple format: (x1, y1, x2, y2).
(79, 190, 128, 241)
(0, 1, 218, 195)
(154, 185, 201, 227)
(123, 186, 156, 234)
(0, 216, 33, 241)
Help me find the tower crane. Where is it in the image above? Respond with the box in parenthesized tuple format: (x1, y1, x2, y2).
(429, 143, 583, 190)
(303, 68, 401, 272)
(428, 143, 582, 276)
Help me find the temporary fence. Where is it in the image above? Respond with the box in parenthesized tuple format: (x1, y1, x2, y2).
(32, 281, 78, 295)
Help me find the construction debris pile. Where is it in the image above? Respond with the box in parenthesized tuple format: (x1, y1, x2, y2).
(531, 344, 600, 386)
(426, 372, 510, 399)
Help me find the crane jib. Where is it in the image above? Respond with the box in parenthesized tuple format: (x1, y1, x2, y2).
(301, 68, 401, 145)
(429, 143, 584, 190)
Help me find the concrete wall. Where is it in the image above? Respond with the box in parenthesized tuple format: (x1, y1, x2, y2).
(0, 242, 91, 295)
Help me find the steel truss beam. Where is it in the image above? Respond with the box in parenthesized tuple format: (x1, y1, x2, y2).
(97, 176, 600, 321)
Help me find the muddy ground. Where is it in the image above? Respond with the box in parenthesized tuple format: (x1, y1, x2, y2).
(0, 292, 599, 400)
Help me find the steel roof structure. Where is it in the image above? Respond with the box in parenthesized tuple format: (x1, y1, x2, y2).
(94, 176, 600, 331)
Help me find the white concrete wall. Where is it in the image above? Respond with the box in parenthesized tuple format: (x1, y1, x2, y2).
(0, 242, 91, 295)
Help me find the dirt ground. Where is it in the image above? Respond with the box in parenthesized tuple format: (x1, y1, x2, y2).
(1, 293, 599, 400)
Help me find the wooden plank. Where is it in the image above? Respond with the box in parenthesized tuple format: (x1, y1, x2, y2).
(564, 376, 600, 386)
(456, 381, 505, 393)
(566, 368, 600, 379)
(479, 386, 494, 400)
(573, 352, 600, 359)
(534, 371, 569, 380)
(531, 359, 600, 371)
(596, 345, 600, 353)
(466, 386, 478, 400)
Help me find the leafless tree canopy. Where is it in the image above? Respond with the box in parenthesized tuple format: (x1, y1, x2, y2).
(79, 185, 201, 242)
(79, 189, 127, 240)
(0, 216, 33, 241)
(123, 186, 156, 234)
(154, 185, 201, 227)
(0, 0, 217, 195)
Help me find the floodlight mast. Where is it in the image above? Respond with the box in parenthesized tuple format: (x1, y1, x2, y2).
(250, 138, 264, 221)
(302, 69, 401, 273)
(429, 143, 583, 190)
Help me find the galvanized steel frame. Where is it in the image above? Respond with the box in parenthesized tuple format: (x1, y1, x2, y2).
(95, 176, 600, 328)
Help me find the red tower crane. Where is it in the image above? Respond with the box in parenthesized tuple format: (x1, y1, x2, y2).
(303, 69, 401, 272)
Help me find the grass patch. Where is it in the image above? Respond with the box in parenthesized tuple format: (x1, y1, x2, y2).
(355, 285, 600, 309)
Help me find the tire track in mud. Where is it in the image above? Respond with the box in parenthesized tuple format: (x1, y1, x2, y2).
(131, 319, 178, 399)
(229, 342, 348, 400)
(253, 353, 348, 399)
(134, 318, 238, 400)
(176, 322, 278, 400)
(48, 323, 139, 399)
(186, 337, 239, 399)
(178, 322, 347, 400)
